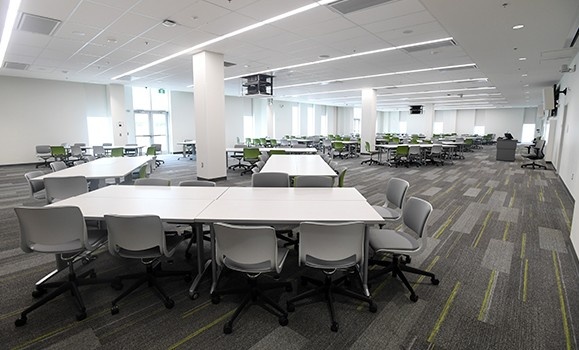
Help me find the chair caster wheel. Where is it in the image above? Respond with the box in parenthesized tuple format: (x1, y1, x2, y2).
(15, 316, 27, 327)
(286, 302, 295, 312)
(190, 292, 199, 300)
(223, 322, 233, 334)
(32, 288, 46, 298)
(402, 256, 411, 264)
(111, 305, 120, 315)
(331, 322, 339, 332)
(164, 299, 175, 309)
(76, 311, 87, 321)
(369, 302, 377, 313)
(409, 294, 418, 302)
(285, 284, 293, 292)
(279, 316, 288, 326)
(211, 294, 220, 304)
(431, 278, 440, 285)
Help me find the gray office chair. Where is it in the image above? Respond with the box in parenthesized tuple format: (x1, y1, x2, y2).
(211, 223, 291, 334)
(105, 214, 191, 314)
(49, 161, 68, 172)
(44, 176, 88, 204)
(24, 170, 46, 200)
(521, 139, 547, 170)
(124, 143, 139, 157)
(373, 177, 409, 223)
(13, 206, 108, 326)
(92, 145, 106, 158)
(134, 178, 171, 186)
(35, 145, 53, 168)
(69, 144, 85, 163)
(368, 197, 439, 302)
(286, 221, 377, 332)
(294, 175, 334, 187)
(152, 143, 165, 166)
(228, 144, 246, 171)
(251, 172, 290, 187)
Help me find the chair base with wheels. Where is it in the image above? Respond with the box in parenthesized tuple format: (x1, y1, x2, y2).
(521, 160, 547, 170)
(110, 261, 191, 314)
(212, 275, 291, 334)
(287, 270, 376, 332)
(16, 255, 108, 326)
(369, 255, 438, 302)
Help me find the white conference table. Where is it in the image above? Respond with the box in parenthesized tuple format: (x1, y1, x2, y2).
(49, 185, 228, 298)
(226, 147, 317, 154)
(39, 156, 152, 186)
(196, 187, 384, 296)
(260, 154, 337, 177)
(48, 185, 383, 297)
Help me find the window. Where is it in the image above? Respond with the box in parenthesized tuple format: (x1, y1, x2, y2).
(353, 108, 361, 134)
(132, 87, 170, 149)
(292, 106, 300, 136)
(307, 106, 315, 136)
(521, 123, 535, 143)
(243, 115, 254, 140)
(320, 115, 328, 136)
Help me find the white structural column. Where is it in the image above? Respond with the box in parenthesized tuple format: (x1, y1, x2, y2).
(361, 88, 377, 152)
(267, 99, 274, 138)
(193, 51, 226, 180)
(108, 84, 129, 146)
(423, 103, 434, 138)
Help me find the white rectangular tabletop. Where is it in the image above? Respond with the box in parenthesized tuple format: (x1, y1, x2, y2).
(219, 187, 366, 201)
(226, 147, 317, 154)
(49, 195, 212, 223)
(39, 156, 152, 180)
(82, 184, 228, 200)
(260, 154, 337, 177)
(196, 199, 383, 224)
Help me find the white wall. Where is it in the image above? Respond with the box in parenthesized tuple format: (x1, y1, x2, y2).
(0, 76, 105, 165)
(170, 91, 195, 153)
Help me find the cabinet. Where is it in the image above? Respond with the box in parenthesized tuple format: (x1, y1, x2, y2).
(496, 139, 517, 161)
(242, 74, 273, 96)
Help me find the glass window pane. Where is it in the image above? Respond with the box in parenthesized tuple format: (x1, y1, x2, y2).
(152, 113, 167, 136)
(134, 113, 150, 136)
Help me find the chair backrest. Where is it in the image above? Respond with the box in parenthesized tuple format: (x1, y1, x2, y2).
(134, 178, 171, 186)
(385, 177, 409, 211)
(44, 176, 88, 204)
(49, 161, 68, 172)
(36, 145, 51, 154)
(105, 215, 170, 258)
(92, 145, 105, 157)
(73, 160, 85, 166)
(402, 197, 433, 240)
(337, 167, 347, 187)
(50, 146, 67, 157)
(269, 149, 286, 155)
(294, 175, 334, 187)
(70, 144, 83, 157)
(255, 160, 265, 170)
(146, 146, 157, 156)
(14, 206, 88, 254)
(251, 172, 290, 187)
(396, 145, 409, 156)
(153, 143, 163, 153)
(213, 223, 280, 273)
(243, 148, 260, 161)
(178, 180, 216, 187)
(298, 221, 365, 269)
(24, 171, 45, 196)
(102, 143, 112, 146)
(534, 139, 546, 158)
(110, 147, 124, 157)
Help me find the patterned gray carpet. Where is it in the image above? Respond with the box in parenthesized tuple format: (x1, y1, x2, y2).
(0, 145, 577, 350)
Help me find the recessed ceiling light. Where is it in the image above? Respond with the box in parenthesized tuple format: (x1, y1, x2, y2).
(521, 74, 528, 77)
(518, 57, 526, 61)
(107, 38, 118, 44)
(512, 24, 524, 30)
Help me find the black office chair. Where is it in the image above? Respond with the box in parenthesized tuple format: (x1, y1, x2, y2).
(521, 139, 547, 169)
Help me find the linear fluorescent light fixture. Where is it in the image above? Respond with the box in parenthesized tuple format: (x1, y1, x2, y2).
(112, 0, 339, 80)
(275, 63, 477, 89)
(0, 0, 22, 66)
(225, 37, 455, 81)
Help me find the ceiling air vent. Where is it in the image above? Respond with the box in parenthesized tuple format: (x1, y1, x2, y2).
(18, 13, 61, 35)
(402, 39, 456, 53)
(329, 0, 399, 15)
(3, 62, 29, 70)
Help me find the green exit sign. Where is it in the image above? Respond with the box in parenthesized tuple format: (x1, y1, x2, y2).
(158, 88, 165, 94)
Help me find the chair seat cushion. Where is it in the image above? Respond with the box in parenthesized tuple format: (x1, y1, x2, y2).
(224, 247, 288, 274)
(369, 228, 419, 252)
(372, 205, 402, 220)
(305, 254, 357, 270)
